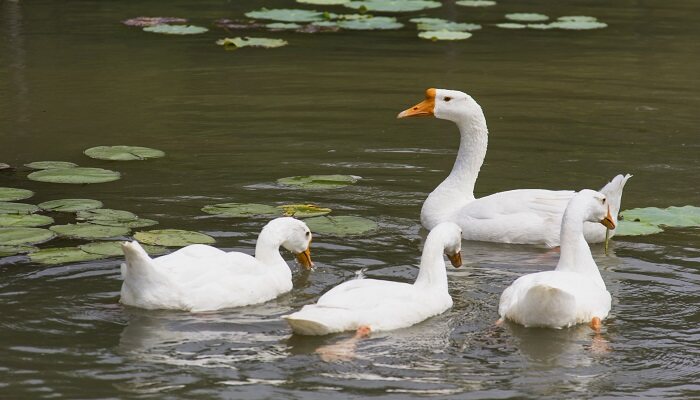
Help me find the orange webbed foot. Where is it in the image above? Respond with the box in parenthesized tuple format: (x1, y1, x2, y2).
(589, 317, 602, 332)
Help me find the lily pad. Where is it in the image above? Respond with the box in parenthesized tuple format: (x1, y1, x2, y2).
(217, 37, 289, 49)
(614, 220, 664, 237)
(0, 245, 38, 257)
(215, 19, 267, 30)
(0, 163, 10, 170)
(0, 227, 56, 245)
(345, 0, 441, 12)
(38, 198, 104, 212)
(337, 16, 403, 30)
(0, 214, 54, 228)
(278, 204, 332, 218)
(505, 13, 549, 22)
(456, 0, 496, 6)
(76, 208, 138, 223)
(305, 216, 378, 236)
(0, 202, 39, 215)
(28, 167, 120, 184)
(50, 223, 130, 239)
(143, 24, 208, 35)
(416, 21, 481, 32)
(557, 16, 598, 23)
(0, 187, 34, 202)
(29, 247, 105, 265)
(267, 22, 303, 30)
(79, 242, 168, 257)
(419, 30, 473, 40)
(297, 0, 349, 4)
(84, 145, 165, 161)
(495, 23, 526, 29)
(122, 17, 188, 27)
(527, 23, 557, 30)
(202, 203, 280, 218)
(93, 218, 159, 229)
(24, 161, 78, 170)
(134, 229, 216, 247)
(245, 8, 325, 22)
(621, 206, 700, 228)
(278, 174, 360, 189)
(549, 20, 607, 30)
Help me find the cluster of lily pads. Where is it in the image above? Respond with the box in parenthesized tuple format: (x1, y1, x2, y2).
(121, 0, 608, 46)
(616, 206, 700, 236)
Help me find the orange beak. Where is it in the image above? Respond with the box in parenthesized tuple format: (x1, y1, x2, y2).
(447, 251, 462, 268)
(397, 88, 436, 118)
(601, 205, 616, 230)
(295, 247, 313, 270)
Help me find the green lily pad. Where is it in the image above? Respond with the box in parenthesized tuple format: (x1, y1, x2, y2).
(92, 218, 159, 229)
(79, 241, 168, 257)
(267, 22, 302, 30)
(0, 187, 34, 202)
(557, 16, 598, 23)
(0, 163, 10, 170)
(38, 198, 104, 212)
(297, 0, 349, 4)
(50, 223, 130, 239)
(29, 247, 106, 265)
(216, 37, 289, 49)
(134, 229, 216, 247)
(614, 220, 664, 237)
(416, 21, 481, 32)
(28, 167, 120, 184)
(527, 23, 557, 30)
(245, 8, 325, 22)
(419, 30, 473, 40)
(338, 16, 403, 30)
(0, 245, 38, 257)
(278, 174, 360, 189)
(76, 208, 138, 223)
(305, 216, 378, 236)
(143, 24, 208, 35)
(278, 204, 332, 218)
(0, 214, 54, 228)
(0, 202, 39, 215)
(24, 161, 78, 170)
(345, 0, 441, 12)
(495, 23, 526, 29)
(84, 145, 165, 161)
(549, 20, 607, 30)
(456, 0, 496, 6)
(505, 13, 549, 22)
(202, 203, 280, 218)
(0, 227, 56, 245)
(621, 206, 700, 228)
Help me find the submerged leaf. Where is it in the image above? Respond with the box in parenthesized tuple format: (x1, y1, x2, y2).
(0, 214, 54, 228)
(50, 223, 130, 239)
(39, 198, 104, 212)
(30, 247, 105, 265)
(418, 30, 473, 40)
(0, 202, 39, 215)
(456, 0, 496, 6)
(505, 13, 549, 22)
(84, 145, 165, 161)
(0, 187, 34, 202)
(122, 17, 188, 27)
(305, 216, 378, 236)
(24, 161, 78, 170)
(278, 204, 332, 218)
(143, 24, 208, 35)
(0, 245, 38, 257)
(245, 8, 326, 22)
(217, 37, 289, 48)
(0, 227, 56, 245)
(278, 174, 360, 189)
(614, 220, 664, 237)
(202, 202, 280, 218)
(345, 0, 441, 12)
(80, 241, 168, 257)
(28, 167, 120, 184)
(134, 229, 216, 247)
(621, 206, 700, 228)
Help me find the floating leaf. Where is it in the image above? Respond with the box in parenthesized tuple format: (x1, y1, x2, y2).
(215, 19, 267, 30)
(38, 198, 104, 212)
(300, 21, 341, 33)
(505, 13, 549, 22)
(245, 8, 325, 22)
(278, 204, 332, 218)
(621, 206, 700, 228)
(267, 22, 303, 30)
(50, 223, 130, 239)
(217, 37, 289, 48)
(345, 0, 441, 12)
(0, 227, 56, 245)
(93, 218, 159, 229)
(297, 0, 349, 4)
(76, 208, 138, 223)
(202, 203, 280, 218)
(456, 0, 496, 6)
(0, 202, 39, 215)
(30, 247, 105, 265)
(0, 163, 10, 170)
(84, 145, 165, 161)
(614, 220, 664, 237)
(278, 174, 360, 189)
(305, 216, 378, 236)
(416, 21, 481, 32)
(557, 16, 598, 22)
(337, 16, 403, 30)
(527, 23, 557, 30)
(0, 245, 37, 257)
(122, 17, 188, 27)
(495, 23, 526, 29)
(134, 229, 216, 247)
(28, 167, 120, 184)
(419, 30, 473, 40)
(79, 241, 168, 257)
(143, 24, 208, 35)
(549, 20, 607, 30)
(0, 214, 54, 228)
(0, 187, 33, 202)
(24, 161, 78, 170)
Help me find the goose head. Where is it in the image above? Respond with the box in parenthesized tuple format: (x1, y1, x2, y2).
(262, 217, 314, 269)
(397, 88, 483, 124)
(575, 189, 616, 229)
(428, 222, 463, 268)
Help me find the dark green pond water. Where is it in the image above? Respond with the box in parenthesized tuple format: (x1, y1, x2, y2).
(1, 0, 699, 398)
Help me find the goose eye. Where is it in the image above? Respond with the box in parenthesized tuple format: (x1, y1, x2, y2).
(305, 231, 311, 238)
(602, 198, 606, 204)
(444, 96, 452, 102)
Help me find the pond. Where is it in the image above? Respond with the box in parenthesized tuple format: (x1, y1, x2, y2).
(1, 0, 699, 398)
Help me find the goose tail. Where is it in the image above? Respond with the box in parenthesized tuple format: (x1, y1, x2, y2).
(512, 284, 577, 328)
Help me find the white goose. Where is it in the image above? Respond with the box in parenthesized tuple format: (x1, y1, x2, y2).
(283, 222, 462, 336)
(498, 189, 615, 330)
(120, 217, 313, 312)
(398, 88, 631, 247)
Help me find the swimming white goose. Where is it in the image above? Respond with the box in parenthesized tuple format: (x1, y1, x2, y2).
(283, 222, 462, 335)
(398, 88, 631, 247)
(120, 217, 313, 312)
(498, 189, 615, 330)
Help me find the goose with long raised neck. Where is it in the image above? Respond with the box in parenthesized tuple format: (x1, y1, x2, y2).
(498, 189, 616, 330)
(119, 217, 313, 312)
(283, 222, 463, 336)
(398, 88, 631, 247)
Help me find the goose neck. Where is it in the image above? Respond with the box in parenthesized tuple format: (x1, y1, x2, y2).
(556, 207, 606, 288)
(415, 234, 449, 290)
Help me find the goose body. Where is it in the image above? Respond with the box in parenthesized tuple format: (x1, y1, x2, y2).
(120, 217, 313, 312)
(498, 190, 614, 328)
(284, 223, 463, 335)
(398, 88, 631, 247)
